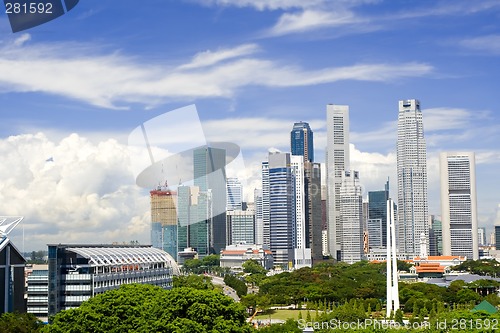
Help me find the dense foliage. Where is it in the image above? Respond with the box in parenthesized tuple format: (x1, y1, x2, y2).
(182, 254, 224, 274)
(224, 274, 248, 297)
(0, 312, 43, 333)
(172, 274, 214, 289)
(44, 284, 253, 333)
(452, 259, 500, 277)
(258, 261, 386, 305)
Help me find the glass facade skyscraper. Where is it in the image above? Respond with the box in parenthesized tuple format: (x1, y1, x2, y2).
(268, 152, 294, 266)
(193, 146, 227, 254)
(368, 180, 389, 248)
(226, 177, 243, 211)
(397, 99, 429, 258)
(176, 185, 211, 258)
(291, 121, 314, 162)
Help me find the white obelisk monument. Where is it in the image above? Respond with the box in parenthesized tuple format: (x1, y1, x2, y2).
(386, 199, 399, 317)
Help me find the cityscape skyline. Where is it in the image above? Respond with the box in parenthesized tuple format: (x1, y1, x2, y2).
(1, 0, 500, 250)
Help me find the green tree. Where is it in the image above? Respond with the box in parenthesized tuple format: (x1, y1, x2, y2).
(243, 260, 267, 275)
(0, 312, 43, 333)
(394, 309, 404, 324)
(173, 274, 214, 289)
(224, 274, 248, 297)
(44, 284, 253, 333)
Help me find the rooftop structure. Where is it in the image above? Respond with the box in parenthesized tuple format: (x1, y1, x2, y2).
(47, 244, 179, 318)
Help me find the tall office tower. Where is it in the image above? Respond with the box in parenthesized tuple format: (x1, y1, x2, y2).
(177, 185, 211, 258)
(290, 121, 321, 262)
(291, 121, 314, 162)
(368, 180, 390, 248)
(261, 161, 270, 248)
(478, 227, 486, 246)
(305, 162, 323, 262)
(150, 183, 178, 259)
(226, 210, 255, 245)
(254, 188, 264, 245)
(268, 152, 294, 266)
(340, 170, 363, 263)
(326, 104, 350, 260)
(226, 177, 243, 211)
(494, 227, 500, 247)
(397, 99, 429, 259)
(367, 218, 383, 249)
(291, 155, 305, 249)
(428, 215, 443, 256)
(193, 147, 227, 254)
(440, 152, 479, 260)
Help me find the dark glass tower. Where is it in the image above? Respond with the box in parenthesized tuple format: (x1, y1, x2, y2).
(291, 122, 314, 162)
(193, 146, 227, 254)
(268, 152, 294, 266)
(368, 180, 389, 248)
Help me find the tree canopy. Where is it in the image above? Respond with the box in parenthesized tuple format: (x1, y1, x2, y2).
(44, 284, 253, 333)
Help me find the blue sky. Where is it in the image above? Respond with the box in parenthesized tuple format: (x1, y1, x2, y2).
(1, 0, 500, 250)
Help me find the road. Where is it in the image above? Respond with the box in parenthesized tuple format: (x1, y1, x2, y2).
(210, 275, 240, 302)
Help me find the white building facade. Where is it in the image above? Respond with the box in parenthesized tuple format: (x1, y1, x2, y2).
(291, 155, 306, 249)
(397, 99, 429, 259)
(340, 170, 364, 263)
(440, 152, 479, 260)
(326, 104, 350, 261)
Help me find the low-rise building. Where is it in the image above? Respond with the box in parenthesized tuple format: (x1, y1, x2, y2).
(47, 244, 179, 318)
(220, 244, 273, 270)
(26, 264, 49, 322)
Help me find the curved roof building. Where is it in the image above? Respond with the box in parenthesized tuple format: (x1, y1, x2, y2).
(46, 244, 179, 317)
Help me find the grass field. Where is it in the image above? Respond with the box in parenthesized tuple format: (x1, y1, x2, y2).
(253, 309, 317, 321)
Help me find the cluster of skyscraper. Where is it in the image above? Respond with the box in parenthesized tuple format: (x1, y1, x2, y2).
(151, 99, 480, 266)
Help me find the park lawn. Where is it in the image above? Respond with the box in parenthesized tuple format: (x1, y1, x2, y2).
(254, 309, 317, 321)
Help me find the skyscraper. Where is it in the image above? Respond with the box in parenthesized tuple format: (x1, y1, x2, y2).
(193, 146, 227, 254)
(368, 180, 390, 248)
(150, 184, 178, 259)
(340, 170, 364, 263)
(397, 99, 429, 259)
(290, 121, 322, 262)
(478, 227, 486, 246)
(261, 161, 270, 248)
(440, 152, 478, 260)
(305, 161, 323, 262)
(291, 121, 314, 162)
(326, 104, 350, 260)
(177, 185, 211, 258)
(291, 155, 306, 249)
(268, 152, 294, 266)
(226, 177, 243, 211)
(226, 210, 255, 245)
(254, 188, 264, 245)
(429, 215, 443, 256)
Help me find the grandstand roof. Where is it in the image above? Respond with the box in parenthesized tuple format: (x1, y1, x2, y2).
(50, 244, 180, 275)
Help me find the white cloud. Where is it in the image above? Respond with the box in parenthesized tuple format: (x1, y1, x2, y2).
(178, 43, 260, 69)
(0, 40, 433, 109)
(0, 133, 150, 250)
(423, 107, 490, 132)
(459, 34, 500, 54)
(13, 33, 31, 46)
(193, 0, 324, 11)
(267, 9, 361, 36)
